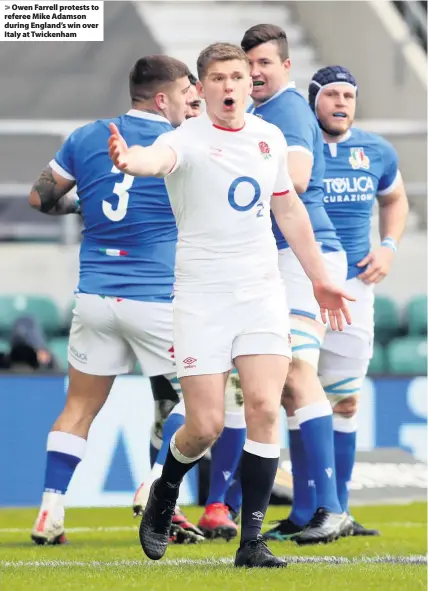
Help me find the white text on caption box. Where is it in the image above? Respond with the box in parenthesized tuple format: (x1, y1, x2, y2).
(0, 1, 104, 42)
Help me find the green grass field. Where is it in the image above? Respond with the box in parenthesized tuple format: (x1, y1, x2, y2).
(0, 503, 426, 591)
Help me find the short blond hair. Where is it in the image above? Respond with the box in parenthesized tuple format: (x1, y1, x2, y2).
(197, 42, 250, 80)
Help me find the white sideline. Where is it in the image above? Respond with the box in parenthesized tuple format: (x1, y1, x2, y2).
(1, 556, 427, 567)
(0, 522, 425, 534)
(0, 526, 138, 534)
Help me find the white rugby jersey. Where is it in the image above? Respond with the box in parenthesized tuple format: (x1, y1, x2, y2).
(156, 112, 293, 293)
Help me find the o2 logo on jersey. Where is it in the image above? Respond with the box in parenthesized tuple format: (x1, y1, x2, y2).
(103, 165, 135, 222)
(228, 176, 264, 217)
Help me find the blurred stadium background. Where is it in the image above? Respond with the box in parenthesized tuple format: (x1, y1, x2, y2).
(0, 0, 426, 509)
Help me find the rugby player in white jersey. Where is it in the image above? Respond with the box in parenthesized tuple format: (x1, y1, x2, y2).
(135, 73, 246, 542)
(109, 43, 353, 569)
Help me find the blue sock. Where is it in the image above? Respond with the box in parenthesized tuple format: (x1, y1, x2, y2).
(149, 441, 162, 468)
(225, 467, 242, 515)
(295, 401, 342, 514)
(44, 432, 86, 494)
(156, 411, 185, 466)
(206, 412, 246, 506)
(333, 415, 357, 513)
(287, 417, 316, 526)
(149, 442, 160, 468)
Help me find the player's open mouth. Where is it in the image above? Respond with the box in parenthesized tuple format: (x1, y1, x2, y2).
(223, 98, 235, 109)
(333, 112, 347, 118)
(253, 80, 264, 87)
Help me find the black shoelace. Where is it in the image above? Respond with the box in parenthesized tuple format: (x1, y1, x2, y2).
(246, 536, 271, 553)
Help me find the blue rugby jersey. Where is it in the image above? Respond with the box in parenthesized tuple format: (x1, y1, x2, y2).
(52, 110, 177, 301)
(322, 127, 399, 279)
(251, 85, 342, 252)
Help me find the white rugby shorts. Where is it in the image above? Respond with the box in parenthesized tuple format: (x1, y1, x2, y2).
(320, 277, 375, 368)
(278, 247, 348, 323)
(68, 294, 175, 377)
(173, 283, 291, 378)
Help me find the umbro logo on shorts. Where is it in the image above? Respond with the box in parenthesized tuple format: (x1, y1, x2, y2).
(69, 345, 87, 363)
(183, 356, 197, 369)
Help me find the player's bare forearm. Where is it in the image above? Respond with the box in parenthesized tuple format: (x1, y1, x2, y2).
(124, 145, 175, 178)
(29, 166, 77, 215)
(377, 177, 409, 243)
(271, 190, 330, 284)
(108, 122, 176, 178)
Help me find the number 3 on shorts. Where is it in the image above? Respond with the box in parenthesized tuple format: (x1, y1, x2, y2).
(228, 176, 263, 216)
(102, 165, 135, 222)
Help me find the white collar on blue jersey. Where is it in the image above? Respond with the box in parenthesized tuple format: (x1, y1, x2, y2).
(248, 81, 296, 113)
(323, 129, 352, 144)
(126, 109, 170, 124)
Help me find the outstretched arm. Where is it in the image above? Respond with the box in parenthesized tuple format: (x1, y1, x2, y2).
(108, 123, 177, 178)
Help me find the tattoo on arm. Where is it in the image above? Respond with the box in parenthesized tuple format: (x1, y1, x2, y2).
(30, 167, 77, 215)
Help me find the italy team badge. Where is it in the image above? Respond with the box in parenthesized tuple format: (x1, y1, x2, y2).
(349, 147, 370, 170)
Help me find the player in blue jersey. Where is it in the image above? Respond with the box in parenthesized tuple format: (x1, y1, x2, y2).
(309, 65, 409, 534)
(28, 55, 208, 545)
(241, 24, 352, 544)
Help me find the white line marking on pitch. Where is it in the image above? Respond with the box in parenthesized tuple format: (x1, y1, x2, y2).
(0, 526, 138, 534)
(1, 556, 427, 567)
(0, 523, 425, 534)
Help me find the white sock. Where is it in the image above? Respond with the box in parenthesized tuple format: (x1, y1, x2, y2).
(295, 400, 332, 425)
